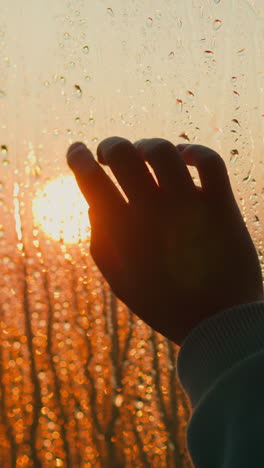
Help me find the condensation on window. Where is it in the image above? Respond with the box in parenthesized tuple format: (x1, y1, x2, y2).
(0, 1, 263, 466)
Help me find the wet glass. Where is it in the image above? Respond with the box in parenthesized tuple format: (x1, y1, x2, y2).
(0, 1, 263, 466)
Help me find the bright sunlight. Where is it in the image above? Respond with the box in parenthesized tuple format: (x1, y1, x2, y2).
(32, 175, 90, 243)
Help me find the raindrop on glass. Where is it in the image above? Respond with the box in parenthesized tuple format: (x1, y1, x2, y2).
(2, 159, 10, 167)
(177, 17, 183, 28)
(146, 17, 153, 27)
(204, 50, 214, 57)
(169, 51, 175, 58)
(237, 48, 246, 56)
(176, 99, 183, 112)
(64, 32, 71, 40)
(74, 85, 82, 98)
(82, 45, 89, 54)
(107, 7, 114, 16)
(187, 90, 195, 99)
(213, 19, 222, 30)
(155, 10, 162, 20)
(179, 132, 190, 141)
(230, 149, 239, 163)
(232, 118, 241, 129)
(1, 145, 8, 157)
(0, 181, 4, 191)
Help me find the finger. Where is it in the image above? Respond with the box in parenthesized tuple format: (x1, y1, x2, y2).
(66, 142, 127, 238)
(97, 137, 159, 209)
(134, 138, 196, 199)
(176, 144, 234, 200)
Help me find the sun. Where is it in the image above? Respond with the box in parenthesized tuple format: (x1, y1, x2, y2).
(32, 175, 91, 243)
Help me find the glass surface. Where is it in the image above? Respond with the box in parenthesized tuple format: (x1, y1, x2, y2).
(0, 1, 263, 466)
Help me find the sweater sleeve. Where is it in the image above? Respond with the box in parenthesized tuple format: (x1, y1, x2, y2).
(176, 300, 264, 468)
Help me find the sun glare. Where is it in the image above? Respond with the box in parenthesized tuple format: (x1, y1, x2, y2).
(32, 175, 90, 243)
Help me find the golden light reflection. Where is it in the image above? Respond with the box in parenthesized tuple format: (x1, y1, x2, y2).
(32, 175, 90, 243)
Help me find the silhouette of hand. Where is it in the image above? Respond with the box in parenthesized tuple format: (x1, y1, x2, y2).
(67, 137, 263, 345)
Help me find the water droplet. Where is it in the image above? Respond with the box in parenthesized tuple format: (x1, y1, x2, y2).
(1, 145, 8, 156)
(89, 116, 95, 126)
(85, 75, 91, 81)
(176, 99, 183, 112)
(107, 7, 114, 16)
(43, 80, 51, 87)
(204, 50, 214, 57)
(145, 79, 151, 86)
(75, 117, 81, 124)
(0, 198, 4, 207)
(169, 51, 175, 58)
(231, 76, 238, 83)
(64, 32, 71, 40)
(233, 90, 240, 96)
(82, 45, 89, 54)
(74, 85, 82, 98)
(187, 90, 195, 99)
(0, 90, 6, 98)
(230, 149, 239, 163)
(2, 159, 10, 167)
(243, 170, 252, 184)
(179, 132, 190, 141)
(177, 17, 183, 28)
(146, 17, 153, 27)
(232, 118, 241, 129)
(0, 181, 4, 191)
(213, 19, 222, 30)
(53, 128, 59, 136)
(155, 10, 162, 19)
(237, 48, 246, 56)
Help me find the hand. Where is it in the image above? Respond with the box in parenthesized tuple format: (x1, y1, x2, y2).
(67, 137, 263, 345)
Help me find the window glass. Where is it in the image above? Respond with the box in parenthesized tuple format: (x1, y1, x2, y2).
(0, 1, 263, 466)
